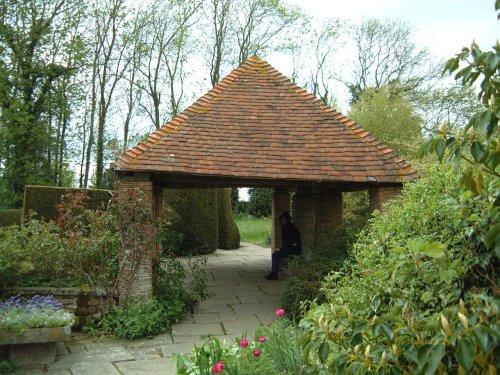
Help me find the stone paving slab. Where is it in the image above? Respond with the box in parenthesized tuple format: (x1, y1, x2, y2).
(172, 322, 224, 336)
(116, 358, 174, 375)
(14, 243, 284, 375)
(70, 362, 120, 375)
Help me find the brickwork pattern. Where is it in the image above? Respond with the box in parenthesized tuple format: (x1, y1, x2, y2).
(369, 187, 402, 212)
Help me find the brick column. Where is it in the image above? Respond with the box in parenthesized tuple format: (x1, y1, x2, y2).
(369, 186, 402, 212)
(115, 172, 160, 305)
(272, 189, 289, 252)
(293, 189, 316, 251)
(315, 190, 342, 248)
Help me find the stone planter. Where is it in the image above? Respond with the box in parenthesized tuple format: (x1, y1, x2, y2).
(0, 326, 71, 365)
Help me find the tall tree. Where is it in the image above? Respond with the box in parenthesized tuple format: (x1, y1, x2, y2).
(345, 18, 436, 103)
(0, 0, 84, 206)
(349, 85, 423, 158)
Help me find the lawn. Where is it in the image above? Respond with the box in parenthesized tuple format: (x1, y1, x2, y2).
(235, 215, 271, 247)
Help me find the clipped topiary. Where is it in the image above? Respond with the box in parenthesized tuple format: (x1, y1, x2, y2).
(217, 188, 240, 249)
(0, 209, 22, 227)
(163, 188, 218, 255)
(22, 185, 112, 221)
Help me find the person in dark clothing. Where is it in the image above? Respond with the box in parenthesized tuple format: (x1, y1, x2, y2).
(265, 211, 301, 280)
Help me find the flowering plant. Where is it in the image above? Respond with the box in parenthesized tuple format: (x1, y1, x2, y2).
(0, 295, 75, 333)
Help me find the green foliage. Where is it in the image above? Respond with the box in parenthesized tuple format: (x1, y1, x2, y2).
(0, 209, 21, 227)
(299, 293, 499, 374)
(22, 185, 112, 222)
(281, 191, 371, 318)
(164, 188, 218, 255)
(322, 165, 498, 315)
(83, 298, 172, 340)
(419, 34, 499, 194)
(174, 317, 307, 375)
(217, 188, 240, 250)
(247, 188, 273, 218)
(349, 85, 423, 158)
(235, 215, 271, 246)
(0, 360, 23, 375)
(85, 251, 212, 339)
(0, 192, 119, 288)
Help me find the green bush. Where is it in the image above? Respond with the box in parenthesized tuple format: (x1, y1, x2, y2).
(84, 298, 172, 340)
(322, 165, 498, 315)
(217, 188, 240, 249)
(0, 209, 22, 227)
(164, 188, 218, 255)
(248, 188, 273, 217)
(0, 191, 119, 288)
(22, 185, 112, 221)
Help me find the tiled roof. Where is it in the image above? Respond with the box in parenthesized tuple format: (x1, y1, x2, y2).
(112, 56, 417, 184)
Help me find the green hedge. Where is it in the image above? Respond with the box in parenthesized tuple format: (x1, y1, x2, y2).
(217, 188, 240, 249)
(164, 188, 218, 255)
(0, 209, 22, 227)
(22, 185, 113, 221)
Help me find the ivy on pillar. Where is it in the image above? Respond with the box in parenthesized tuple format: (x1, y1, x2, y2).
(114, 172, 161, 305)
(272, 188, 289, 251)
(369, 186, 402, 212)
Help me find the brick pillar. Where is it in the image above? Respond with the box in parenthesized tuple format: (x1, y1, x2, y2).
(369, 186, 402, 212)
(272, 189, 289, 252)
(315, 190, 342, 248)
(115, 172, 159, 305)
(293, 189, 316, 251)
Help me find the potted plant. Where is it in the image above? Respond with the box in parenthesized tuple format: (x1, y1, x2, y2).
(0, 295, 75, 365)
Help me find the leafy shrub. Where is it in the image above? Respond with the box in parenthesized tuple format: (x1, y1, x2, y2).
(85, 250, 212, 339)
(0, 192, 119, 288)
(84, 298, 171, 340)
(300, 293, 499, 374)
(217, 188, 240, 250)
(322, 165, 498, 315)
(281, 246, 349, 318)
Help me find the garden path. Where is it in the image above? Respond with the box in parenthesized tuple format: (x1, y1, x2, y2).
(22, 243, 285, 375)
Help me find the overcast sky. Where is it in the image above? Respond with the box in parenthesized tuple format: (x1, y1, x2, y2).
(287, 0, 499, 59)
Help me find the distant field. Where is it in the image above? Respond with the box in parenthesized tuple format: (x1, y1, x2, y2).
(235, 215, 271, 247)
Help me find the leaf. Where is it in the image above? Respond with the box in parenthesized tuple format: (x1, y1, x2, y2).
(478, 110, 492, 133)
(380, 323, 395, 342)
(426, 343, 445, 375)
(485, 224, 500, 251)
(421, 291, 433, 303)
(439, 269, 458, 285)
(436, 139, 446, 162)
(418, 241, 446, 258)
(456, 337, 475, 372)
(318, 341, 330, 363)
(471, 141, 485, 162)
(473, 325, 493, 352)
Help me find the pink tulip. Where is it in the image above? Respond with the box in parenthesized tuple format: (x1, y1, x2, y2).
(253, 350, 261, 357)
(259, 336, 266, 343)
(239, 339, 249, 348)
(275, 308, 285, 316)
(213, 361, 224, 374)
